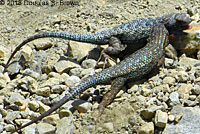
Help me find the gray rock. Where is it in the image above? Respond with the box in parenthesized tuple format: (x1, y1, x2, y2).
(164, 58, 175, 68)
(0, 124, 3, 133)
(81, 59, 97, 69)
(102, 122, 114, 132)
(22, 68, 40, 80)
(40, 77, 60, 89)
(36, 122, 55, 134)
(69, 67, 83, 77)
(37, 101, 50, 114)
(8, 93, 25, 106)
(4, 124, 15, 132)
(79, 68, 95, 77)
(64, 76, 81, 88)
(189, 95, 196, 101)
(35, 87, 51, 97)
(56, 117, 74, 134)
(148, 75, 162, 86)
(54, 60, 81, 73)
(34, 39, 53, 50)
(162, 76, 176, 86)
(184, 100, 197, 106)
(141, 88, 152, 97)
(154, 110, 168, 128)
(21, 45, 32, 62)
(6, 61, 22, 75)
(165, 44, 177, 59)
(169, 92, 180, 106)
(72, 99, 92, 113)
(48, 72, 61, 78)
(0, 45, 7, 58)
(141, 105, 164, 119)
(176, 71, 189, 82)
(178, 56, 200, 68)
(168, 114, 175, 122)
(52, 85, 69, 94)
(163, 106, 200, 134)
(153, 84, 170, 93)
(68, 40, 95, 61)
(28, 101, 40, 111)
(138, 122, 154, 134)
(43, 114, 60, 125)
(192, 85, 200, 95)
(17, 76, 38, 92)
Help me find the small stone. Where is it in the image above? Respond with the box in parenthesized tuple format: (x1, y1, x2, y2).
(5, 111, 21, 123)
(177, 83, 193, 100)
(72, 99, 92, 113)
(174, 112, 183, 123)
(80, 68, 95, 77)
(192, 85, 200, 95)
(102, 122, 114, 132)
(21, 45, 32, 62)
(56, 117, 74, 134)
(4, 124, 15, 132)
(179, 56, 200, 67)
(184, 100, 197, 106)
(68, 40, 95, 61)
(17, 76, 38, 93)
(141, 88, 152, 97)
(0, 124, 3, 132)
(22, 69, 40, 80)
(36, 122, 55, 134)
(155, 110, 168, 128)
(37, 101, 50, 114)
(35, 87, 51, 97)
(168, 114, 175, 122)
(34, 39, 53, 50)
(176, 71, 189, 82)
(189, 95, 196, 101)
(64, 76, 81, 88)
(163, 76, 176, 86)
(28, 101, 40, 111)
(48, 72, 61, 78)
(52, 85, 69, 94)
(40, 77, 60, 88)
(54, 60, 81, 73)
(141, 105, 164, 119)
(169, 92, 180, 106)
(165, 58, 175, 68)
(43, 114, 60, 125)
(8, 93, 25, 106)
(153, 84, 170, 93)
(0, 45, 7, 58)
(6, 61, 22, 75)
(69, 67, 83, 77)
(138, 122, 154, 134)
(59, 109, 72, 118)
(81, 59, 97, 69)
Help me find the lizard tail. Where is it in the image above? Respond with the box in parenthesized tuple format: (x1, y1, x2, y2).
(5, 32, 107, 71)
(15, 74, 101, 132)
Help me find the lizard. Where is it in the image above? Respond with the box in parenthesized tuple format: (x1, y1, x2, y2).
(4, 13, 191, 70)
(13, 23, 169, 132)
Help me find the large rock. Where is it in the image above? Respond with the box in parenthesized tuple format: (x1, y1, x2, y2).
(163, 105, 200, 134)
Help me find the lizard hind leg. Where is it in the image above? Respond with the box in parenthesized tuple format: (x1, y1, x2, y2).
(98, 77, 126, 117)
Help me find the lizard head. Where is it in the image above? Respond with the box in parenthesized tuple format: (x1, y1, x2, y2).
(164, 13, 192, 34)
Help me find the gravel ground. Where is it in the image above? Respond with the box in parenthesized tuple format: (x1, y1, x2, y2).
(0, 0, 200, 134)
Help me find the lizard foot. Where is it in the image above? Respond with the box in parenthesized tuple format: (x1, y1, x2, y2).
(98, 77, 126, 117)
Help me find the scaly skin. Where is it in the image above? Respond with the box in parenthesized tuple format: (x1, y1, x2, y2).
(5, 13, 191, 69)
(14, 23, 169, 132)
